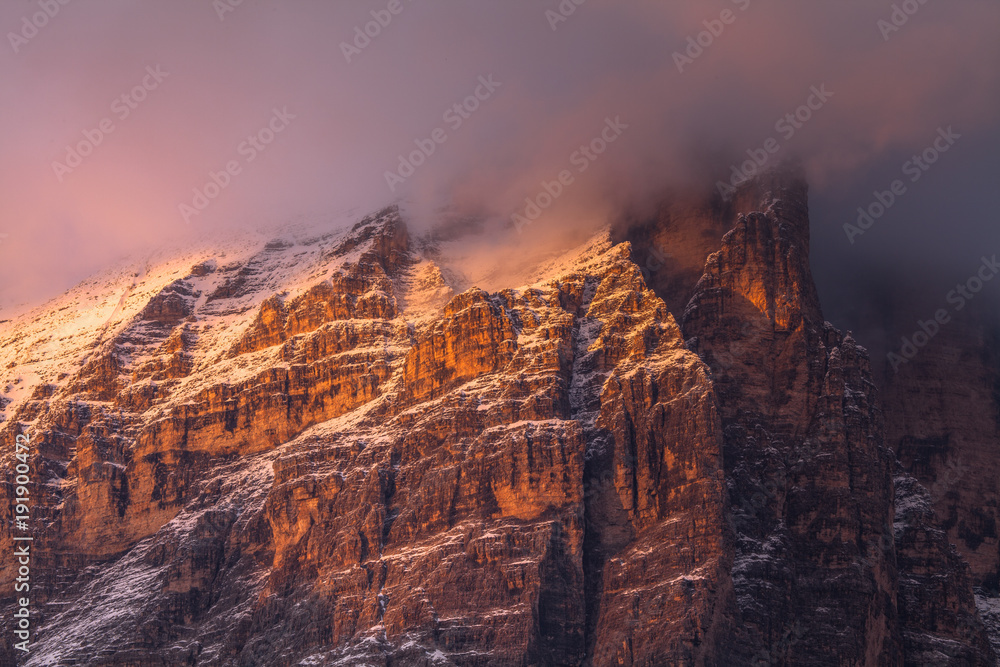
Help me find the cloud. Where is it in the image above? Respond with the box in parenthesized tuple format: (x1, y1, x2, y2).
(0, 0, 997, 326)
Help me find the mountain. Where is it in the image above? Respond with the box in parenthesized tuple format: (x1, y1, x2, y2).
(0, 172, 997, 665)
(881, 311, 1000, 660)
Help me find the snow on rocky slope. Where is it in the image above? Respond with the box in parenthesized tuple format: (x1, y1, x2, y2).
(0, 187, 996, 665)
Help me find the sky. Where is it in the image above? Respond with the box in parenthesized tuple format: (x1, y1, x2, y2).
(1, 0, 998, 342)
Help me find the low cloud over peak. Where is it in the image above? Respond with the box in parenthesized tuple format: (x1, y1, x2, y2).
(1, 0, 997, 333)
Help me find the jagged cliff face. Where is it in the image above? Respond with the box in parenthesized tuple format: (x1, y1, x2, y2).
(0, 181, 996, 665)
(619, 173, 996, 666)
(880, 312, 1000, 659)
(883, 315, 1000, 588)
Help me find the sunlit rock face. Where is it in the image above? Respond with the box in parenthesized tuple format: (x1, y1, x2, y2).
(0, 176, 995, 665)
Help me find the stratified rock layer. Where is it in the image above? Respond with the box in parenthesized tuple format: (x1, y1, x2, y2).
(0, 180, 995, 665)
(0, 209, 735, 666)
(621, 171, 996, 666)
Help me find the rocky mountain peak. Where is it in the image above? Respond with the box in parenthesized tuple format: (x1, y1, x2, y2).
(0, 173, 996, 665)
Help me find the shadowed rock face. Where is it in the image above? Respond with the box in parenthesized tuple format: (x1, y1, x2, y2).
(0, 184, 995, 665)
(893, 469, 998, 665)
(882, 316, 1000, 590)
(621, 170, 995, 665)
(878, 312, 1000, 662)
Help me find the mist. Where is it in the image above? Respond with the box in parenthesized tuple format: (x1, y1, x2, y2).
(1, 0, 998, 342)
